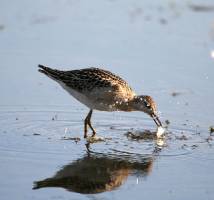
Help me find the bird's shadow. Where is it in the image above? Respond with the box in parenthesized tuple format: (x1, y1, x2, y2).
(33, 142, 161, 194)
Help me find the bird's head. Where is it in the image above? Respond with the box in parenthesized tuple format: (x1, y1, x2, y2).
(132, 95, 162, 127)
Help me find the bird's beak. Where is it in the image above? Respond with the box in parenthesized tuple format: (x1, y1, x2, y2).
(151, 113, 162, 127)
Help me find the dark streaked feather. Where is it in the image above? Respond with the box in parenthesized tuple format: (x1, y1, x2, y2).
(38, 65, 134, 94)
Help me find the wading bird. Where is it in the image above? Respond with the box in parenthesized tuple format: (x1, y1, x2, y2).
(38, 65, 162, 138)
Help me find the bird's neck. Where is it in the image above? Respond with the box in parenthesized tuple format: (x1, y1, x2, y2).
(114, 97, 138, 112)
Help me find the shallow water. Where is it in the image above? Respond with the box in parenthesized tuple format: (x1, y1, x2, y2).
(1, 0, 214, 199)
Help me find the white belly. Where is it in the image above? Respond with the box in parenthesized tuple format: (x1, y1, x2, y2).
(60, 83, 95, 108)
(59, 83, 115, 111)
(59, 82, 127, 112)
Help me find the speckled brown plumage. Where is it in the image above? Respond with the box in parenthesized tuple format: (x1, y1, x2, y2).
(38, 65, 133, 93)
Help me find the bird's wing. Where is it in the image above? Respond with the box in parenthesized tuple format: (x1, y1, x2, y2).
(38, 65, 135, 102)
(65, 68, 135, 100)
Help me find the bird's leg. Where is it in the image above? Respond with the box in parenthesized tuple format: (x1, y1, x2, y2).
(84, 111, 90, 138)
(84, 109, 96, 138)
(84, 117, 88, 138)
(87, 109, 96, 137)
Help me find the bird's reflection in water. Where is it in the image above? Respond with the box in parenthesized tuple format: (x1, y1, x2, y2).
(33, 145, 155, 194)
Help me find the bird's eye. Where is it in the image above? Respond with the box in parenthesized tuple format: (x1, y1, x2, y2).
(143, 100, 151, 109)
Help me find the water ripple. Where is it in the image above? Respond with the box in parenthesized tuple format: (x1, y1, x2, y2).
(0, 105, 212, 159)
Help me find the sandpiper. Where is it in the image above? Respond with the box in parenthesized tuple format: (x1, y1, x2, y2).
(38, 65, 162, 138)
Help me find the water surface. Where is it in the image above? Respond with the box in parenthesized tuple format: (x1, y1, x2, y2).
(0, 0, 214, 199)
